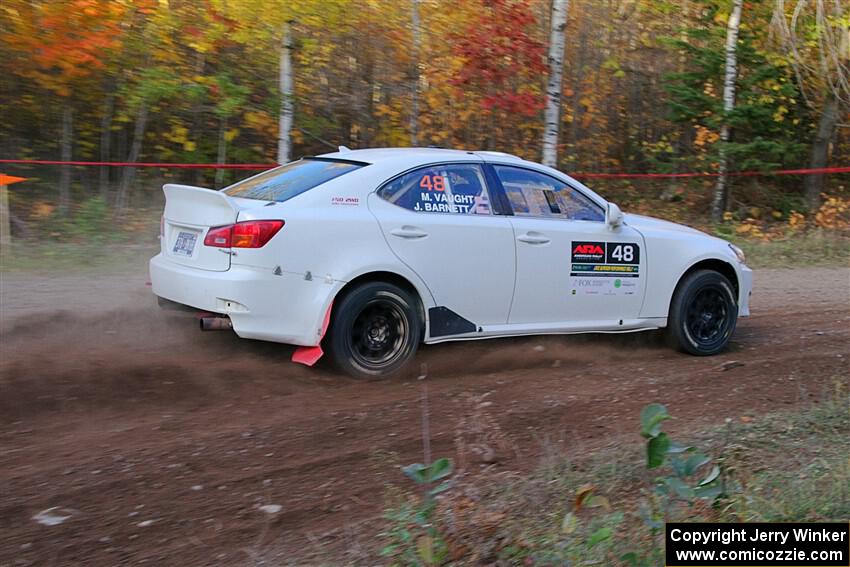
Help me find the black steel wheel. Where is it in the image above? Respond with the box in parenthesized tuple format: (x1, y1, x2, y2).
(326, 281, 421, 378)
(668, 269, 738, 355)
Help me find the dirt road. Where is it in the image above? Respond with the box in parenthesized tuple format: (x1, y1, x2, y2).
(1, 266, 848, 565)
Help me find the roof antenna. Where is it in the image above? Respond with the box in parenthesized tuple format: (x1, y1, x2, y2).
(338, 145, 351, 152)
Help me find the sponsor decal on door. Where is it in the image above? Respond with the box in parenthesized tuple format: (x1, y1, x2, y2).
(570, 241, 640, 296)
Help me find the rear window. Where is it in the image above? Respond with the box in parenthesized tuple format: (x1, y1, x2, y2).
(222, 158, 364, 202)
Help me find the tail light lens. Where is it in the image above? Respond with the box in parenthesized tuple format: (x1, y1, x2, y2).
(204, 225, 233, 247)
(204, 220, 284, 248)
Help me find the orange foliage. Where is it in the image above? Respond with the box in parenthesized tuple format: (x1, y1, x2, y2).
(4, 0, 126, 97)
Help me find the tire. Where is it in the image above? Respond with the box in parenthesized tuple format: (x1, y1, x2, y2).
(668, 269, 738, 356)
(325, 281, 421, 378)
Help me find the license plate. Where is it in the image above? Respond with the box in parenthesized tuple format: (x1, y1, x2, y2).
(172, 231, 197, 257)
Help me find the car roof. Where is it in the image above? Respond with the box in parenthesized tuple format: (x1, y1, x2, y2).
(316, 146, 525, 166)
(312, 147, 608, 209)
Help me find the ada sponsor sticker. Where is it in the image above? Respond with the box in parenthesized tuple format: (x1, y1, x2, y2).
(571, 241, 606, 264)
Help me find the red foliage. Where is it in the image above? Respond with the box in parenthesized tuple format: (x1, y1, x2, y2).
(450, 0, 546, 116)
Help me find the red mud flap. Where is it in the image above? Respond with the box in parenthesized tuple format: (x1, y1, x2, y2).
(291, 302, 333, 367)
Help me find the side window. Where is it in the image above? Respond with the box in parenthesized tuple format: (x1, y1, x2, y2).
(493, 165, 605, 222)
(378, 163, 492, 215)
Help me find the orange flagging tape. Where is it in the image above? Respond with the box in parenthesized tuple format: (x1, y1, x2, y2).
(0, 159, 848, 178)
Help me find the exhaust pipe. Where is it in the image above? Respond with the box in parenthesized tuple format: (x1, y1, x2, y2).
(200, 316, 233, 331)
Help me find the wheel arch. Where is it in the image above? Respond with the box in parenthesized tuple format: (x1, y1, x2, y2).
(670, 258, 740, 311)
(331, 270, 428, 332)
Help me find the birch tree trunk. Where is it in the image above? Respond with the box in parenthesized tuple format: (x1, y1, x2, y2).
(711, 0, 744, 223)
(410, 0, 421, 146)
(59, 106, 73, 216)
(277, 21, 294, 164)
(803, 93, 838, 209)
(542, 0, 569, 168)
(115, 104, 148, 215)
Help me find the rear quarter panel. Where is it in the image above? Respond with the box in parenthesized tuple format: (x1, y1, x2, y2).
(231, 165, 438, 328)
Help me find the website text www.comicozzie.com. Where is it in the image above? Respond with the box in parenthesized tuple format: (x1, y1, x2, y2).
(665, 522, 850, 567)
(672, 548, 844, 564)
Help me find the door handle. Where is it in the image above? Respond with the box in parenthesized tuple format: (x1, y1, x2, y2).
(390, 226, 428, 239)
(517, 232, 551, 245)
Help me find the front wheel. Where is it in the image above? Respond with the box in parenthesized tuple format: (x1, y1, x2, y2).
(668, 269, 738, 356)
(325, 281, 421, 378)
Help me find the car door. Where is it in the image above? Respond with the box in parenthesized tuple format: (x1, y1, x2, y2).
(368, 162, 515, 336)
(492, 164, 647, 327)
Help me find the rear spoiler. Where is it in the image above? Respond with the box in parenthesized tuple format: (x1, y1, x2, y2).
(163, 184, 240, 227)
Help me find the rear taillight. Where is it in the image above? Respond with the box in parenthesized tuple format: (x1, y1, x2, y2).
(232, 220, 285, 248)
(160, 215, 164, 238)
(204, 225, 233, 247)
(203, 220, 284, 248)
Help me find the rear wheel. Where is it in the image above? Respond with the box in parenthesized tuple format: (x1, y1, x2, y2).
(668, 269, 738, 356)
(325, 281, 421, 378)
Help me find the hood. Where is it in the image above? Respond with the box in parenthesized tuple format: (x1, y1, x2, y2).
(624, 213, 709, 237)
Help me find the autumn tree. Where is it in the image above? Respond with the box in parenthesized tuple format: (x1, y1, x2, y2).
(772, 0, 850, 209)
(662, 0, 810, 211)
(450, 0, 547, 152)
(3, 0, 125, 214)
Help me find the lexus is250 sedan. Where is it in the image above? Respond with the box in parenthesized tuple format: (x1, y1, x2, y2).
(150, 147, 752, 378)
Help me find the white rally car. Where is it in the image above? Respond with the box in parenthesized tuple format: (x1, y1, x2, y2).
(150, 148, 752, 377)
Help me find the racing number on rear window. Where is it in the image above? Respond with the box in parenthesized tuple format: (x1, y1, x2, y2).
(419, 175, 446, 192)
(378, 164, 492, 215)
(607, 243, 639, 264)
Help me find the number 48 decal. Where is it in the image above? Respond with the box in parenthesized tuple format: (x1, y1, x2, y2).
(420, 175, 446, 191)
(607, 243, 640, 264)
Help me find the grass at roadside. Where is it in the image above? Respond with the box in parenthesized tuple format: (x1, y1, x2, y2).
(375, 381, 849, 566)
(0, 241, 159, 273)
(729, 230, 850, 268)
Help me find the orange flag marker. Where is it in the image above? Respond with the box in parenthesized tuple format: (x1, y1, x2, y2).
(0, 173, 26, 254)
(0, 174, 27, 185)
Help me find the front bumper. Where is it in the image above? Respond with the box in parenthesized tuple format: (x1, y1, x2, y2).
(738, 263, 753, 317)
(149, 253, 334, 346)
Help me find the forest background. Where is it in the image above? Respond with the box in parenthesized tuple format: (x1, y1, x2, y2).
(0, 0, 848, 245)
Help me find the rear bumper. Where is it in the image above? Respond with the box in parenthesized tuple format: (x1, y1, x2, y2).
(149, 253, 333, 346)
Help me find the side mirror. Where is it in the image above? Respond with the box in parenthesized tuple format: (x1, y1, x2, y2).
(606, 202, 624, 229)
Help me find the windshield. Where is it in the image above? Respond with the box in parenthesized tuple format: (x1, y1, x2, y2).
(222, 158, 365, 202)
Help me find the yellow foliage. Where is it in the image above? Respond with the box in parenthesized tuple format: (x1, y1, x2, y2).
(693, 125, 719, 149)
(788, 211, 806, 231)
(735, 218, 765, 239)
(31, 201, 55, 219)
(163, 124, 189, 145)
(244, 111, 277, 139)
(814, 195, 850, 230)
